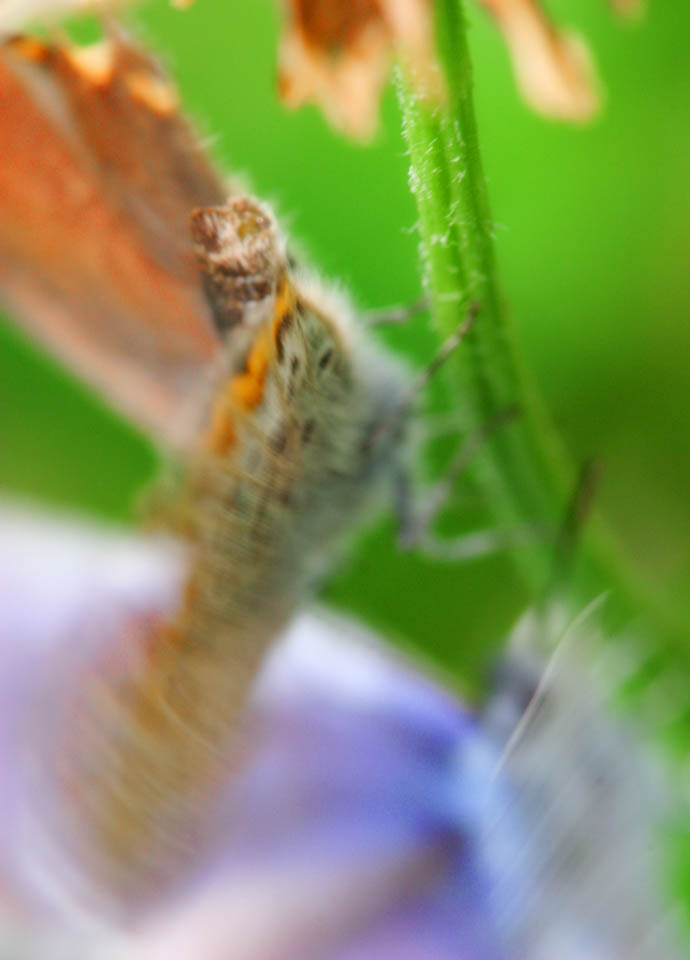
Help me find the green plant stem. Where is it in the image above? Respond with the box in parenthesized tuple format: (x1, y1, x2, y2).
(397, 0, 688, 661)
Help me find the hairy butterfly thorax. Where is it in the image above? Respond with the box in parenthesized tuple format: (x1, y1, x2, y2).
(176, 196, 409, 640)
(59, 196, 410, 898)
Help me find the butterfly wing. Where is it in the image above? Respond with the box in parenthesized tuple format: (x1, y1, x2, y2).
(0, 32, 227, 444)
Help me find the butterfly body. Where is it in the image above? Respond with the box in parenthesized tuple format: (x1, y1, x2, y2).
(0, 31, 411, 896)
(66, 197, 409, 892)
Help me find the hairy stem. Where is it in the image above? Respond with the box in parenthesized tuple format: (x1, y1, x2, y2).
(397, 0, 688, 666)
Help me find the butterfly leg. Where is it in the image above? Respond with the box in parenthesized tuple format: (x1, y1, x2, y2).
(369, 302, 533, 559)
(393, 404, 539, 560)
(364, 296, 430, 327)
(366, 303, 480, 459)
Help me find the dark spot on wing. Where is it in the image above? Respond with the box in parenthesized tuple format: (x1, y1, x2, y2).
(301, 419, 316, 444)
(253, 492, 270, 528)
(275, 312, 294, 364)
(270, 427, 288, 453)
(319, 347, 333, 370)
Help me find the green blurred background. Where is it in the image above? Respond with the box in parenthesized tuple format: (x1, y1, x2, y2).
(0, 0, 687, 692)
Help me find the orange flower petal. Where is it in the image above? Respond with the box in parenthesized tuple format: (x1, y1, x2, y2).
(277, 0, 440, 140)
(278, 0, 392, 139)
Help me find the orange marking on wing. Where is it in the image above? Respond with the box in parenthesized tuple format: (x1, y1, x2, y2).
(204, 326, 271, 456)
(65, 41, 115, 87)
(125, 69, 179, 116)
(205, 392, 237, 456)
(232, 326, 272, 411)
(204, 279, 295, 456)
(6, 36, 48, 62)
(272, 279, 296, 339)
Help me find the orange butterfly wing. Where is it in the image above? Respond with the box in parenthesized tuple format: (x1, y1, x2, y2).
(0, 32, 227, 443)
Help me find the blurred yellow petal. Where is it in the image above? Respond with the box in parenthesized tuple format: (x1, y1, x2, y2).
(277, 0, 607, 137)
(378, 0, 443, 99)
(608, 0, 645, 16)
(480, 0, 599, 121)
(0, 0, 192, 32)
(0, 0, 130, 31)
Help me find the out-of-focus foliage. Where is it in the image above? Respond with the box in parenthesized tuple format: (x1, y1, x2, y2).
(0, 0, 687, 687)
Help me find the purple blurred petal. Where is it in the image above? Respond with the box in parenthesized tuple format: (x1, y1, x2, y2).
(476, 627, 685, 960)
(0, 504, 683, 959)
(0, 504, 503, 958)
(0, 504, 186, 917)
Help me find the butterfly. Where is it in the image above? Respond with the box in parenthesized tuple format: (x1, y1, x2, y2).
(0, 22, 682, 960)
(0, 27, 422, 893)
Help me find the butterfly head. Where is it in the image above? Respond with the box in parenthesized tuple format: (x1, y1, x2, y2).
(191, 196, 287, 341)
